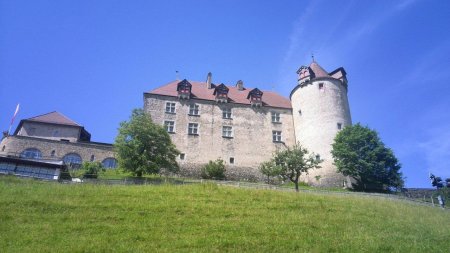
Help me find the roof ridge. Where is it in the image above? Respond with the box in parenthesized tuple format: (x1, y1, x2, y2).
(27, 111, 81, 127)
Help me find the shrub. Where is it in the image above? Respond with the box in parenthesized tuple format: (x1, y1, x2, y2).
(201, 159, 226, 180)
(81, 162, 105, 179)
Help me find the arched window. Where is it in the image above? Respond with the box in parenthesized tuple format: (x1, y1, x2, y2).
(102, 158, 118, 169)
(63, 153, 82, 165)
(21, 148, 42, 159)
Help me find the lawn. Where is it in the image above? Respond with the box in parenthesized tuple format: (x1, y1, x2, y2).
(0, 176, 449, 252)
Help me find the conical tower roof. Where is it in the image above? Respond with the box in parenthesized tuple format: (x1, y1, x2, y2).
(309, 61, 330, 78)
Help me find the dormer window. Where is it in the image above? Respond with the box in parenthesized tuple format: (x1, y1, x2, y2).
(297, 66, 311, 85)
(176, 79, 192, 99)
(213, 83, 229, 103)
(247, 88, 263, 107)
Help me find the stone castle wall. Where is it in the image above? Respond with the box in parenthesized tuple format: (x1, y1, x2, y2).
(144, 94, 295, 170)
(0, 135, 115, 164)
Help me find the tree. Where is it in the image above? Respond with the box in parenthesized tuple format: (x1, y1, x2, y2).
(201, 159, 226, 180)
(261, 144, 322, 191)
(259, 160, 282, 184)
(331, 123, 404, 192)
(114, 109, 180, 177)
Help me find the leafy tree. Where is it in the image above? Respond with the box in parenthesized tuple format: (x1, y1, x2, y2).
(261, 144, 322, 191)
(201, 159, 226, 180)
(115, 109, 180, 177)
(331, 123, 404, 192)
(81, 161, 105, 179)
(259, 160, 282, 184)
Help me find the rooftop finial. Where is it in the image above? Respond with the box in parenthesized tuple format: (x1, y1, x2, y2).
(176, 70, 180, 80)
(311, 53, 315, 62)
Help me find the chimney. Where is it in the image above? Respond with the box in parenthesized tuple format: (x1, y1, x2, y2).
(206, 72, 212, 89)
(236, 80, 244, 91)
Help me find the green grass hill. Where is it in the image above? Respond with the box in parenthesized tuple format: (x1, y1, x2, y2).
(0, 176, 449, 252)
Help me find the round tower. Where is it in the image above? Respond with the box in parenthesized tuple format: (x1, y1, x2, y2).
(290, 61, 352, 187)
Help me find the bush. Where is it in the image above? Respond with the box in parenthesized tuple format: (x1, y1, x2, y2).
(201, 159, 226, 180)
(81, 162, 105, 179)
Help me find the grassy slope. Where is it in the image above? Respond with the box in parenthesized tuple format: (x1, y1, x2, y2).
(0, 177, 449, 252)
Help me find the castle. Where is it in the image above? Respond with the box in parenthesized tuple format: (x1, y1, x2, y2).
(0, 60, 352, 187)
(145, 60, 352, 186)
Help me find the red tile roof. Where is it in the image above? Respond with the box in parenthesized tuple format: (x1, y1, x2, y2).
(309, 62, 330, 78)
(146, 80, 292, 109)
(26, 111, 81, 127)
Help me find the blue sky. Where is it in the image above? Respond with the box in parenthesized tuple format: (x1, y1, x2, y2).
(1, 0, 449, 187)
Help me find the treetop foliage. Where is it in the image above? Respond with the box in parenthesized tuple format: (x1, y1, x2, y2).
(331, 123, 403, 192)
(114, 109, 180, 177)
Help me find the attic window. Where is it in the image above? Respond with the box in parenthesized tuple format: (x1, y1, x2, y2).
(176, 79, 192, 99)
(247, 88, 263, 107)
(213, 83, 229, 103)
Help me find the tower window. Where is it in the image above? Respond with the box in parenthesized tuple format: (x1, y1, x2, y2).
(319, 83, 324, 90)
(1, 145, 5, 152)
(298, 109, 302, 115)
(229, 157, 235, 164)
(189, 104, 200, 116)
(90, 155, 95, 162)
(271, 112, 281, 123)
(316, 154, 321, 162)
(180, 153, 185, 160)
(164, 120, 175, 133)
(165, 102, 176, 113)
(222, 108, 232, 119)
(272, 131, 282, 142)
(222, 126, 233, 138)
(188, 123, 199, 135)
(337, 123, 342, 130)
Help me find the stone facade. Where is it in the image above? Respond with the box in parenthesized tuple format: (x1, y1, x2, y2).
(0, 135, 115, 166)
(17, 121, 81, 142)
(144, 93, 295, 180)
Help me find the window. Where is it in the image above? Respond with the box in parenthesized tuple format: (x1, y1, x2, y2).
(319, 83, 324, 90)
(53, 130, 59, 137)
(102, 158, 118, 168)
(222, 126, 233, 138)
(164, 121, 175, 133)
(229, 157, 235, 164)
(90, 155, 95, 162)
(272, 131, 282, 142)
(180, 153, 185, 160)
(165, 102, 176, 113)
(316, 154, 321, 162)
(63, 153, 82, 165)
(1, 145, 5, 152)
(298, 109, 302, 115)
(188, 123, 199, 135)
(222, 108, 232, 119)
(189, 104, 200, 116)
(51, 150, 55, 157)
(337, 123, 342, 130)
(21, 148, 42, 159)
(271, 112, 281, 123)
